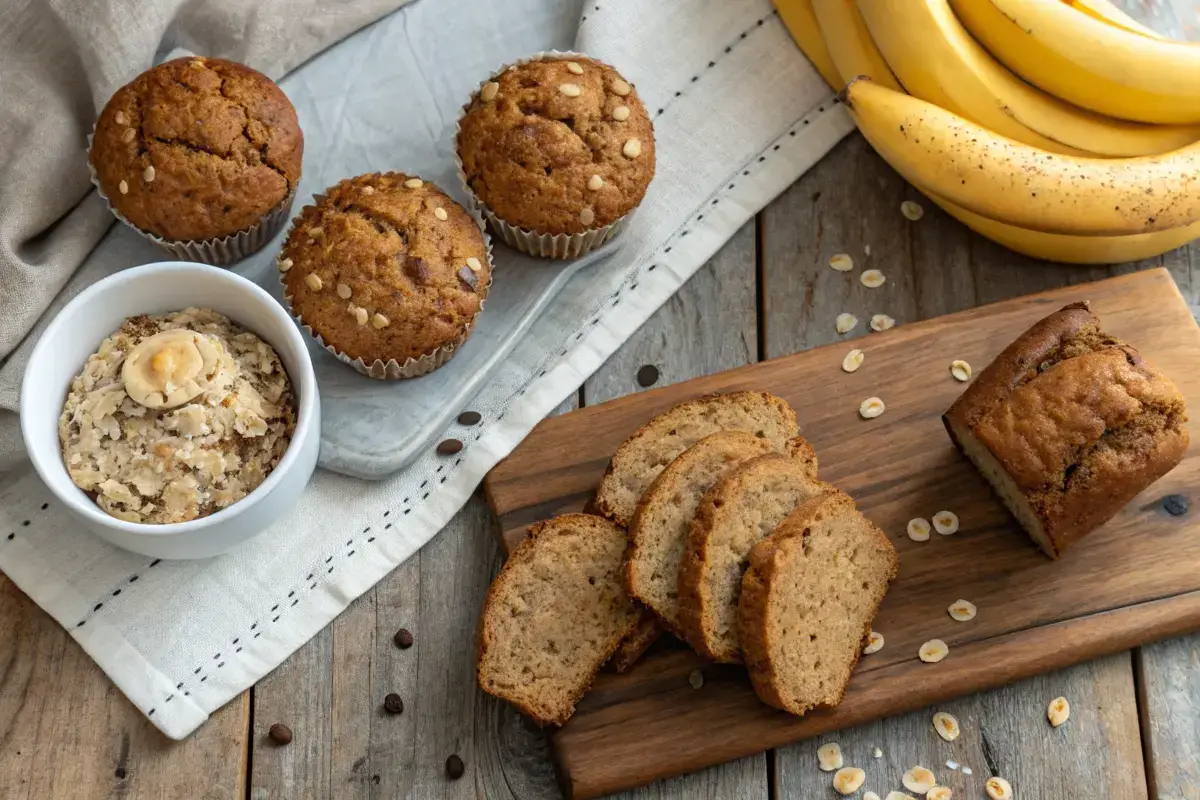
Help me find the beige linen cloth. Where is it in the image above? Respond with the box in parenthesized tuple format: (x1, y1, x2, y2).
(0, 0, 411, 471)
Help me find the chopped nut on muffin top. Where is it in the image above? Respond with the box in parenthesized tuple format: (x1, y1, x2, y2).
(280, 173, 491, 369)
(89, 56, 302, 243)
(456, 56, 655, 236)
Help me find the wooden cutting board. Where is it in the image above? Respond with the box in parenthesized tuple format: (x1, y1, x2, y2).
(483, 268, 1200, 800)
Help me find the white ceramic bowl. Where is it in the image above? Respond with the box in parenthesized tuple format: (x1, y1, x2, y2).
(20, 262, 320, 559)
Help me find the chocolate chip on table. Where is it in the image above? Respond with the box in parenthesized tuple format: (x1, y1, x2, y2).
(393, 628, 414, 649)
(437, 439, 463, 455)
(1163, 494, 1189, 517)
(457, 410, 482, 426)
(636, 364, 659, 387)
(383, 693, 404, 715)
(268, 723, 293, 745)
(445, 754, 465, 780)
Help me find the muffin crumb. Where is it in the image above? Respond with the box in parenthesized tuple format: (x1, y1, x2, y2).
(457, 55, 655, 236)
(281, 173, 490, 375)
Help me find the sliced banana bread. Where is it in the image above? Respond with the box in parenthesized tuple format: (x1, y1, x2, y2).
(595, 391, 801, 527)
(739, 491, 899, 716)
(626, 431, 818, 633)
(677, 453, 832, 663)
(943, 301, 1189, 558)
(477, 513, 639, 725)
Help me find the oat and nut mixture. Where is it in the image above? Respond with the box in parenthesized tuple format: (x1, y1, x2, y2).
(58, 308, 296, 524)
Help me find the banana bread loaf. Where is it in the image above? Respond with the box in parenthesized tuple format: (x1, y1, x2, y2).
(943, 301, 1188, 558)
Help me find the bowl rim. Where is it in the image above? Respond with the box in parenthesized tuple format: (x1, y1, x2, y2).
(20, 261, 318, 537)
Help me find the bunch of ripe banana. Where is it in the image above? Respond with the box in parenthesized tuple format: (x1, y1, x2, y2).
(775, 0, 1200, 263)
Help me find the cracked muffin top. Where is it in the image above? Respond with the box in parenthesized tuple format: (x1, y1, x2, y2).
(90, 56, 303, 243)
(279, 173, 491, 369)
(456, 56, 655, 236)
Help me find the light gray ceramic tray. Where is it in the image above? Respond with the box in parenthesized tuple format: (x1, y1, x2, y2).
(256, 168, 625, 480)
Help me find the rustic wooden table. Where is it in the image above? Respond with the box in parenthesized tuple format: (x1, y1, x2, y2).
(6, 2, 1200, 794)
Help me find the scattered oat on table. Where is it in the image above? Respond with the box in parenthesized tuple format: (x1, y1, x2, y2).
(830, 253, 854, 272)
(1047, 696, 1070, 727)
(932, 510, 959, 535)
(950, 360, 972, 382)
(689, 669, 704, 690)
(948, 599, 977, 622)
(985, 777, 1013, 800)
(860, 396, 886, 419)
(836, 312, 859, 334)
(873, 747, 883, 759)
(861, 269, 886, 288)
(920, 639, 949, 663)
(946, 760, 959, 770)
(818, 742, 844, 772)
(932, 711, 960, 741)
(901, 200, 924, 221)
(834, 767, 866, 795)
(870, 314, 895, 332)
(902, 766, 937, 794)
(907, 517, 932, 542)
(865, 243, 872, 256)
(962, 767, 973, 776)
(863, 630, 885, 654)
(843, 349, 865, 373)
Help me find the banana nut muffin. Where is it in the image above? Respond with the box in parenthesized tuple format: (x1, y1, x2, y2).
(456, 55, 655, 237)
(89, 56, 302, 244)
(279, 173, 491, 377)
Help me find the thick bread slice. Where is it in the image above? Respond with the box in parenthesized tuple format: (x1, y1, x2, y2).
(677, 453, 832, 663)
(627, 431, 815, 632)
(739, 492, 899, 716)
(477, 513, 639, 725)
(595, 391, 801, 528)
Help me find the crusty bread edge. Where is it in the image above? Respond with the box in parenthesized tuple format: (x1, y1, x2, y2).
(740, 492, 900, 716)
(476, 513, 639, 726)
(609, 615, 662, 673)
(595, 391, 800, 527)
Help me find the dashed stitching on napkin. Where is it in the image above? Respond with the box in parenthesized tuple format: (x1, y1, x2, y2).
(65, 91, 841, 724)
(649, 9, 778, 121)
(71, 558, 164, 628)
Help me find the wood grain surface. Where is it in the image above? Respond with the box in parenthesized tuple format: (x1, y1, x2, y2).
(484, 268, 1200, 799)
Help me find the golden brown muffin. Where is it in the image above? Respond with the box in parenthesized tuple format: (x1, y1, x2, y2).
(90, 56, 302, 243)
(456, 55, 655, 236)
(279, 173, 491, 376)
(944, 301, 1189, 558)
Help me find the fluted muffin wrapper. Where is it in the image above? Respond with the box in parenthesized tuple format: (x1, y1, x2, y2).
(453, 50, 632, 260)
(87, 132, 295, 266)
(279, 184, 494, 380)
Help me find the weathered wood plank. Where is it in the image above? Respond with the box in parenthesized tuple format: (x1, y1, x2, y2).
(584, 223, 759, 405)
(777, 653, 1145, 799)
(1137, 637, 1200, 800)
(760, 134, 1150, 799)
(0, 576, 248, 800)
(250, 625, 332, 797)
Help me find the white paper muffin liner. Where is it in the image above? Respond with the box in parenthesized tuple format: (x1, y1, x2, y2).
(453, 50, 635, 260)
(87, 132, 295, 266)
(279, 177, 494, 380)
